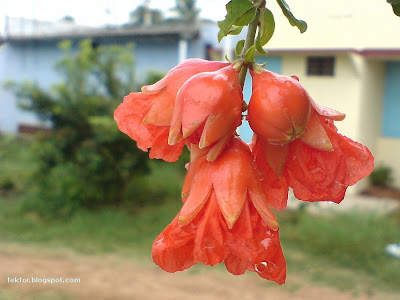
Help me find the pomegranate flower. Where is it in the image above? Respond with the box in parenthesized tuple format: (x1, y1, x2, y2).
(168, 65, 243, 161)
(249, 70, 374, 209)
(152, 137, 286, 284)
(114, 59, 228, 162)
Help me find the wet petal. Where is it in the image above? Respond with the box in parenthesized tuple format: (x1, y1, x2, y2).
(181, 154, 207, 200)
(179, 166, 212, 226)
(199, 109, 241, 149)
(287, 120, 373, 202)
(211, 147, 248, 229)
(324, 120, 374, 186)
(309, 96, 346, 121)
(259, 137, 289, 179)
(148, 128, 185, 162)
(299, 110, 333, 151)
(194, 193, 226, 266)
(252, 135, 289, 210)
(171, 65, 242, 148)
(152, 214, 196, 273)
(225, 200, 286, 284)
(206, 134, 231, 162)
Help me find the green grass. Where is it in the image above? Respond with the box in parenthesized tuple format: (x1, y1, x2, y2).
(0, 135, 36, 192)
(0, 196, 180, 255)
(277, 209, 400, 292)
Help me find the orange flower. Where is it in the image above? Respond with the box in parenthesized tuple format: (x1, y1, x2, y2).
(152, 137, 286, 284)
(168, 65, 243, 162)
(249, 70, 374, 209)
(114, 59, 228, 162)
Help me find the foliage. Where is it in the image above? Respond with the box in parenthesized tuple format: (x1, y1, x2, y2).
(5, 39, 152, 218)
(0, 135, 36, 193)
(128, 4, 163, 27)
(387, 0, 400, 16)
(369, 165, 393, 187)
(172, 0, 200, 24)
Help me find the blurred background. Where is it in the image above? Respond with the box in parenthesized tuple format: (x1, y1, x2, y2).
(0, 0, 400, 299)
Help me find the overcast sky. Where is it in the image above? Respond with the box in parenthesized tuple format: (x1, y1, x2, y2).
(0, 0, 227, 27)
(0, 0, 394, 32)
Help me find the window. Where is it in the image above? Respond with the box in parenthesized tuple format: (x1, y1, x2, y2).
(307, 56, 335, 76)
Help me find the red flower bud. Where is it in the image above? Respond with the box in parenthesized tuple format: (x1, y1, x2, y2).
(248, 70, 311, 144)
(114, 59, 228, 162)
(168, 65, 243, 161)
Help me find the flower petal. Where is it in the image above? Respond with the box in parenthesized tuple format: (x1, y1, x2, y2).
(225, 200, 286, 284)
(211, 145, 248, 229)
(324, 120, 374, 186)
(181, 155, 207, 200)
(148, 128, 185, 162)
(299, 110, 333, 151)
(251, 135, 289, 210)
(114, 92, 153, 151)
(259, 137, 289, 179)
(194, 193, 226, 266)
(287, 120, 374, 202)
(206, 134, 231, 162)
(309, 96, 346, 121)
(179, 165, 212, 226)
(152, 214, 196, 272)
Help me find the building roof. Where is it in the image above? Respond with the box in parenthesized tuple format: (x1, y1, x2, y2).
(4, 23, 200, 43)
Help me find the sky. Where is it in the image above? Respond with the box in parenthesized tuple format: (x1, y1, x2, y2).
(0, 0, 227, 27)
(0, 0, 394, 35)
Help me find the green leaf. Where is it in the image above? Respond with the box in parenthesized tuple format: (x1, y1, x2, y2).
(276, 0, 307, 33)
(387, 0, 400, 16)
(234, 7, 257, 26)
(235, 40, 245, 56)
(255, 36, 268, 55)
(243, 45, 256, 62)
(217, 0, 257, 42)
(252, 62, 265, 74)
(228, 26, 244, 36)
(259, 8, 275, 45)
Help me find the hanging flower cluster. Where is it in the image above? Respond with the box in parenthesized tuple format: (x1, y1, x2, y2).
(114, 58, 374, 284)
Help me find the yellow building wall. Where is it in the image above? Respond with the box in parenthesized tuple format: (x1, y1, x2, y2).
(376, 138, 400, 188)
(280, 53, 362, 141)
(280, 53, 388, 192)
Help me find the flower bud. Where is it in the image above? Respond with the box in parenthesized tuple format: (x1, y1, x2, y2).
(248, 70, 311, 144)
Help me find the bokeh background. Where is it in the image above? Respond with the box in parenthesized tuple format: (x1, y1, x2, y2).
(0, 1, 400, 299)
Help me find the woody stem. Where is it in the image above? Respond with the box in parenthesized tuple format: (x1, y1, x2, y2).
(238, 4, 262, 89)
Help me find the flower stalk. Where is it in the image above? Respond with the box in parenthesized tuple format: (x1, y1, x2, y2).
(238, 2, 263, 88)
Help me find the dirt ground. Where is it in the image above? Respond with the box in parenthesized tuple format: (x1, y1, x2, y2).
(1, 247, 399, 300)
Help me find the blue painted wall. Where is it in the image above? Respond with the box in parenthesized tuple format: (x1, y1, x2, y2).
(239, 55, 282, 143)
(382, 61, 400, 138)
(0, 35, 203, 133)
(0, 42, 63, 132)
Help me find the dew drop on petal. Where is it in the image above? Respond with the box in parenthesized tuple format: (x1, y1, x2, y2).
(154, 236, 164, 246)
(255, 262, 268, 273)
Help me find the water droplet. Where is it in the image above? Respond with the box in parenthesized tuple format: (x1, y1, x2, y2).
(255, 262, 268, 273)
(284, 81, 293, 88)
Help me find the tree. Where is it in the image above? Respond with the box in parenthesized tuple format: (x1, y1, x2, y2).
(171, 0, 200, 24)
(128, 4, 163, 26)
(6, 39, 150, 218)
